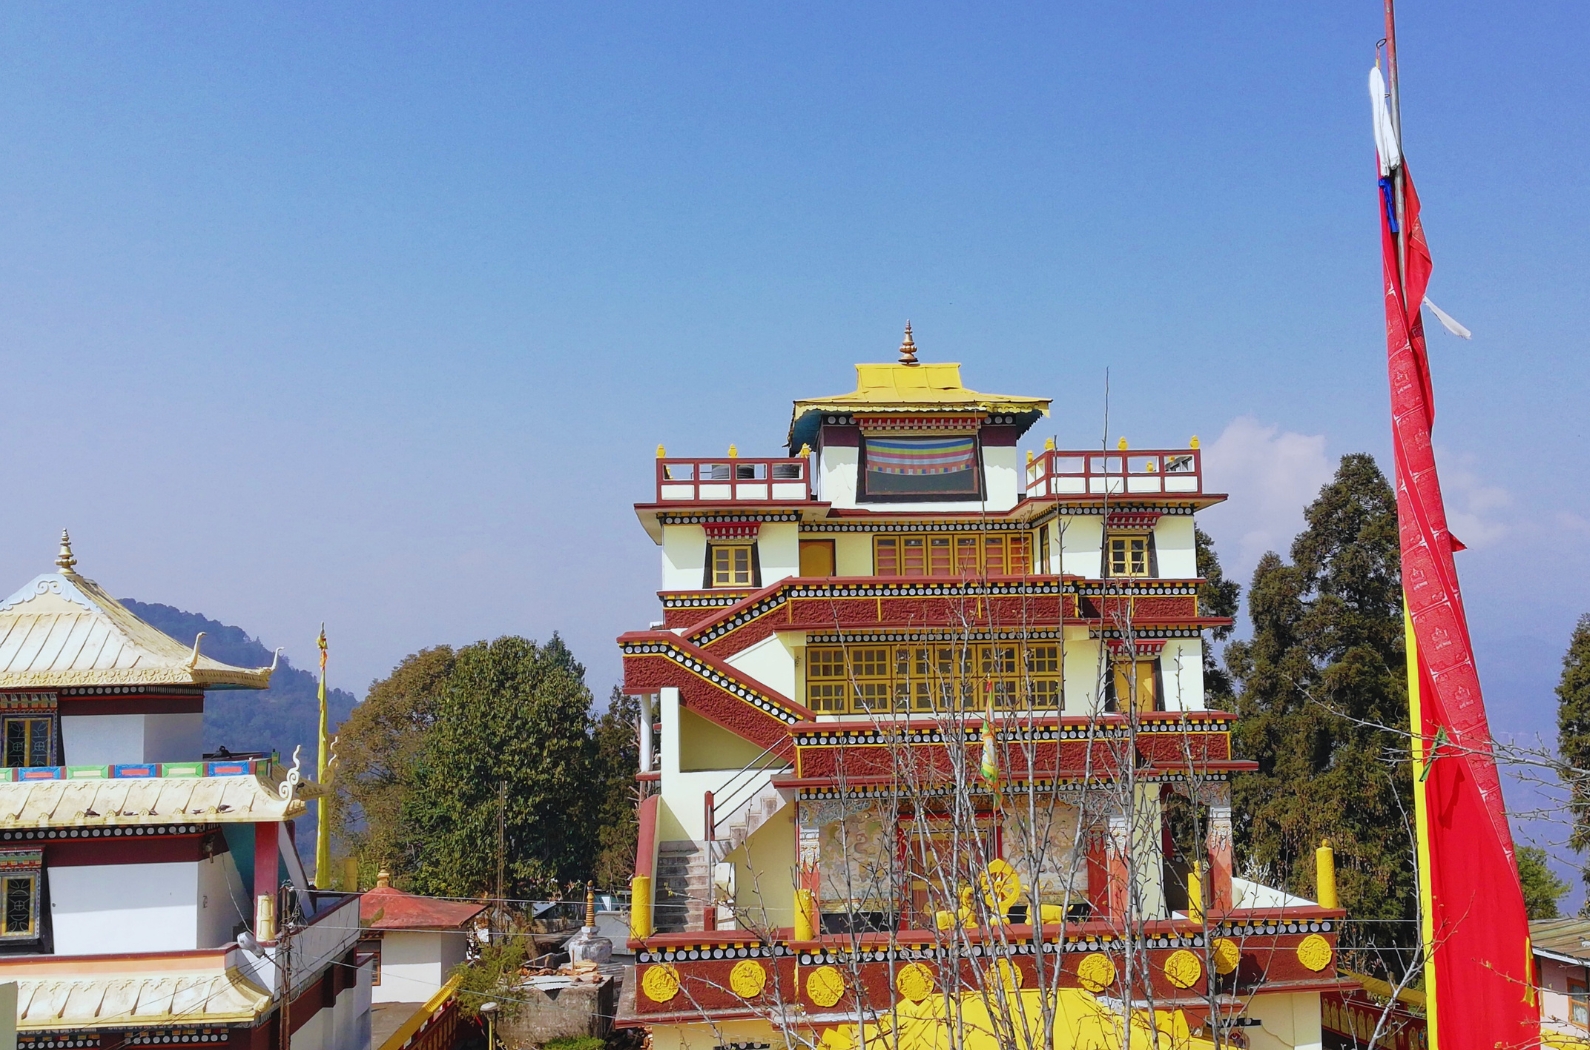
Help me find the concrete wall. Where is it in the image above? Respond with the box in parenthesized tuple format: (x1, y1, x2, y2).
(372, 930, 468, 1004)
(757, 523, 800, 585)
(661, 526, 707, 591)
(52, 860, 200, 954)
(1245, 991, 1324, 1050)
(723, 633, 798, 699)
(725, 801, 796, 929)
(1058, 515, 1105, 577)
(60, 712, 204, 766)
(1154, 514, 1197, 578)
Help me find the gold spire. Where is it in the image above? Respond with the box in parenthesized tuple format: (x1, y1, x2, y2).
(55, 529, 77, 574)
(897, 321, 918, 365)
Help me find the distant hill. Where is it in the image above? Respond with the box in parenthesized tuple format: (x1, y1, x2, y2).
(122, 600, 359, 865)
(122, 600, 359, 757)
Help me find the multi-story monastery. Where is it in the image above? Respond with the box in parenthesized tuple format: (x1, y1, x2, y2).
(0, 535, 369, 1050)
(617, 331, 1356, 1050)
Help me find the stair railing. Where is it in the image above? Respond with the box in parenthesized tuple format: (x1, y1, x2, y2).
(705, 741, 791, 848)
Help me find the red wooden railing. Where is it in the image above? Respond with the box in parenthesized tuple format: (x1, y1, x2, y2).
(655, 457, 812, 503)
(1025, 447, 1202, 498)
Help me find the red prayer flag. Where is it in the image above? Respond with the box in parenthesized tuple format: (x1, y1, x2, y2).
(1381, 164, 1539, 1049)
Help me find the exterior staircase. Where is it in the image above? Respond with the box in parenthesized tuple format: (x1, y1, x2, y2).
(654, 841, 710, 933)
(715, 779, 789, 854)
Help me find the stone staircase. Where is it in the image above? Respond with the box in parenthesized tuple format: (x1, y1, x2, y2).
(654, 840, 710, 933)
(715, 780, 789, 854)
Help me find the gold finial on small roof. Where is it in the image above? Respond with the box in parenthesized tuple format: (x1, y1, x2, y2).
(55, 529, 77, 574)
(1117, 436, 1129, 451)
(1189, 435, 1200, 449)
(376, 867, 392, 888)
(656, 444, 666, 458)
(897, 321, 918, 365)
(586, 880, 597, 928)
(728, 443, 738, 458)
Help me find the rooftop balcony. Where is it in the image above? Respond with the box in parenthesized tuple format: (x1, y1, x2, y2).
(655, 455, 812, 504)
(1026, 447, 1203, 498)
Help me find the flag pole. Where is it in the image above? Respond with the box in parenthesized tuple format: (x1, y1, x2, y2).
(1383, 0, 1409, 300)
(315, 624, 332, 888)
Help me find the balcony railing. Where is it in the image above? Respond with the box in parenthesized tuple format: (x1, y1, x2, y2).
(1026, 448, 1202, 498)
(656, 457, 812, 503)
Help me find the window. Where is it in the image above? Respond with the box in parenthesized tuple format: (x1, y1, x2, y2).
(1039, 526, 1050, 573)
(873, 533, 1032, 578)
(1108, 658, 1160, 714)
(357, 937, 383, 985)
(860, 435, 981, 500)
(3, 718, 53, 769)
(806, 642, 1062, 714)
(1106, 534, 1150, 577)
(710, 544, 754, 587)
(0, 851, 42, 940)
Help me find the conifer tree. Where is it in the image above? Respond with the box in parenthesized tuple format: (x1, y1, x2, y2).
(591, 686, 641, 889)
(1195, 526, 1240, 704)
(1226, 454, 1416, 969)
(1556, 613, 1590, 898)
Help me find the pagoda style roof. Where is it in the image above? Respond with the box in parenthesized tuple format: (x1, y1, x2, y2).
(8, 959, 271, 1030)
(788, 353, 1050, 449)
(359, 884, 488, 931)
(0, 768, 313, 829)
(0, 533, 275, 691)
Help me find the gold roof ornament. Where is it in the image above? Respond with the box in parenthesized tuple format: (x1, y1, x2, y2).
(898, 321, 918, 365)
(0, 538, 278, 690)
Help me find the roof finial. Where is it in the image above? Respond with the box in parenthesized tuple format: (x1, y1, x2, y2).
(55, 529, 78, 574)
(897, 321, 918, 365)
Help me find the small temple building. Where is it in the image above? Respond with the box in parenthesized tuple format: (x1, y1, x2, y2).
(616, 330, 1350, 1050)
(0, 533, 371, 1050)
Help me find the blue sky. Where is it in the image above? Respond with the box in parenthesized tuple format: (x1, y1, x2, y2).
(1, 3, 1586, 853)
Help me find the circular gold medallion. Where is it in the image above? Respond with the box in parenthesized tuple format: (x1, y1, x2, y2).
(1212, 937, 1241, 975)
(729, 958, 767, 998)
(807, 964, 846, 1008)
(641, 963, 680, 1003)
(984, 958, 1024, 992)
(1297, 933, 1334, 972)
(896, 962, 936, 1003)
(1076, 952, 1117, 993)
(1163, 948, 1204, 989)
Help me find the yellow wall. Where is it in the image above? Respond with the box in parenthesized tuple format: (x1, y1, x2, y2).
(833, 532, 874, 576)
(726, 801, 796, 930)
(678, 707, 774, 772)
(647, 1020, 782, 1050)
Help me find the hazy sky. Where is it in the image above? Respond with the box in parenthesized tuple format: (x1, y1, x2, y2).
(2, 3, 1586, 845)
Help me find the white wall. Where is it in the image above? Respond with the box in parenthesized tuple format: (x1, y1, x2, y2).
(1245, 991, 1324, 1050)
(372, 930, 468, 1004)
(1059, 516, 1104, 578)
(1160, 639, 1205, 711)
(724, 633, 798, 698)
(60, 712, 203, 766)
(982, 445, 1020, 512)
(198, 851, 250, 947)
(51, 861, 203, 953)
(816, 446, 859, 507)
(1155, 515, 1197, 579)
(661, 526, 707, 591)
(757, 523, 799, 586)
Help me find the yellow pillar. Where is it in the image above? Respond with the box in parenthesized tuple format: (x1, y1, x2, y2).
(630, 874, 653, 940)
(1316, 839, 1338, 909)
(794, 889, 817, 940)
(1186, 863, 1204, 925)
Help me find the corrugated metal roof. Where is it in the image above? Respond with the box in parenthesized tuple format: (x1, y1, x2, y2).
(360, 886, 487, 930)
(1534, 918, 1590, 961)
(0, 772, 308, 828)
(14, 967, 271, 1029)
(0, 569, 274, 690)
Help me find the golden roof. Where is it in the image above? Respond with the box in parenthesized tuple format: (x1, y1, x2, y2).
(0, 533, 275, 690)
(3, 955, 271, 1029)
(793, 362, 1051, 416)
(0, 770, 313, 829)
(787, 333, 1051, 448)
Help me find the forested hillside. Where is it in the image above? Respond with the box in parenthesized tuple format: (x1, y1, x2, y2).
(123, 600, 359, 758)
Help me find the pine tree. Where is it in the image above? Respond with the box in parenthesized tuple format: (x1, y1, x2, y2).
(591, 687, 641, 890)
(1556, 613, 1590, 899)
(1226, 454, 1416, 972)
(1516, 846, 1569, 920)
(1195, 526, 1240, 705)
